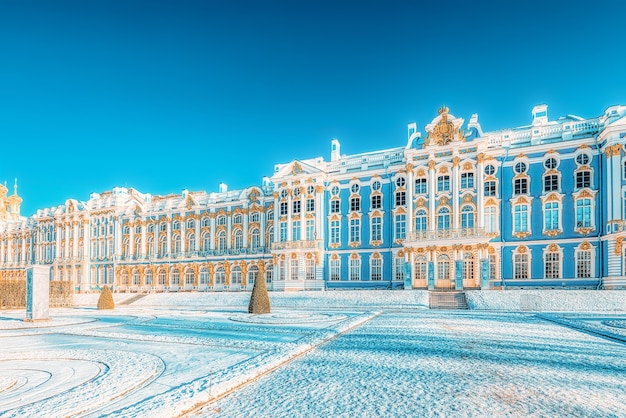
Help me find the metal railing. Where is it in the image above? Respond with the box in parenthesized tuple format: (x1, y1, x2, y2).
(271, 240, 323, 250)
(406, 227, 487, 241)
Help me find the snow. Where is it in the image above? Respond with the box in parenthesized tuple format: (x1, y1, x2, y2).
(1, 291, 626, 417)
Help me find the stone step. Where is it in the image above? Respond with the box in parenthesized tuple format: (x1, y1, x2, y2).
(429, 292, 469, 310)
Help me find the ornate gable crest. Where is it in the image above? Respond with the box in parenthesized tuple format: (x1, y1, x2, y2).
(425, 106, 465, 147)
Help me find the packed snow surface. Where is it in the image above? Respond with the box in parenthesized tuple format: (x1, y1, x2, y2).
(1, 290, 625, 417)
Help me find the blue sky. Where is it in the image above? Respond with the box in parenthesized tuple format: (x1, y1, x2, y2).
(1, 0, 625, 216)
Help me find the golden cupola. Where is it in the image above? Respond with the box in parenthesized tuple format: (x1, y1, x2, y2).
(6, 179, 22, 220)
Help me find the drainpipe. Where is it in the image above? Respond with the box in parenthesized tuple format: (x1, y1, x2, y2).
(500, 144, 510, 289)
(593, 131, 603, 290)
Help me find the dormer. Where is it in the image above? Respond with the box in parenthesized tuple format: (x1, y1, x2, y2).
(532, 104, 548, 126)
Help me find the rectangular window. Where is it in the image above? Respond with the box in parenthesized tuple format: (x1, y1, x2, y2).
(292, 200, 301, 214)
(484, 181, 496, 196)
(488, 254, 497, 282)
(545, 252, 560, 279)
(290, 259, 299, 280)
(514, 254, 529, 279)
(349, 258, 360, 281)
(349, 218, 360, 243)
(292, 220, 301, 241)
(350, 197, 361, 212)
(371, 194, 382, 209)
(576, 199, 592, 228)
(306, 258, 315, 280)
(306, 219, 315, 240)
(514, 205, 528, 233)
(330, 220, 340, 244)
(461, 172, 474, 189)
(280, 202, 288, 215)
(544, 175, 559, 192)
(576, 250, 592, 278)
(371, 217, 382, 242)
(415, 211, 427, 231)
(371, 258, 382, 280)
(415, 178, 427, 194)
(330, 258, 340, 281)
(279, 221, 287, 242)
(576, 171, 591, 189)
(395, 191, 406, 207)
(394, 257, 404, 281)
(484, 207, 497, 233)
(514, 178, 528, 195)
(330, 200, 340, 213)
(437, 175, 450, 192)
(306, 198, 315, 212)
(395, 214, 406, 240)
(544, 202, 559, 230)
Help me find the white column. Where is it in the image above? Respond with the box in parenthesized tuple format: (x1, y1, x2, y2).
(195, 215, 201, 251)
(407, 166, 414, 235)
(210, 214, 216, 250)
(180, 220, 186, 254)
(476, 156, 484, 228)
(428, 161, 436, 230)
(226, 210, 232, 249)
(452, 160, 460, 230)
(243, 206, 249, 248)
(129, 223, 135, 258)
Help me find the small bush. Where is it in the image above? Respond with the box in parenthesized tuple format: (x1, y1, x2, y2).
(248, 276, 270, 314)
(97, 286, 115, 310)
(0, 281, 26, 308)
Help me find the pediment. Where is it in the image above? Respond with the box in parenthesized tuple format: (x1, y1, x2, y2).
(272, 160, 323, 179)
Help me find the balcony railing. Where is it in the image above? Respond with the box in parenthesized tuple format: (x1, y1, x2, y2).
(271, 240, 323, 251)
(406, 227, 487, 242)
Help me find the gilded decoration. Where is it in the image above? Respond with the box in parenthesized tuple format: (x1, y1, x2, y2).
(577, 227, 593, 236)
(543, 230, 561, 238)
(452, 157, 460, 167)
(462, 194, 474, 203)
(371, 240, 382, 247)
(580, 241, 591, 251)
(438, 196, 449, 206)
(615, 237, 624, 256)
(476, 153, 485, 163)
(517, 245, 527, 254)
(415, 198, 426, 208)
(406, 163, 414, 172)
(425, 107, 464, 146)
(512, 231, 531, 239)
(415, 168, 426, 177)
(428, 160, 436, 170)
(439, 166, 449, 174)
(462, 162, 473, 171)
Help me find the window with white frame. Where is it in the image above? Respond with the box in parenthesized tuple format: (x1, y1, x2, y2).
(330, 257, 340, 280)
(350, 197, 361, 212)
(371, 194, 382, 209)
(514, 204, 529, 233)
(414, 256, 427, 283)
(484, 206, 497, 233)
(437, 175, 450, 192)
(306, 199, 315, 212)
(394, 257, 404, 281)
(461, 172, 474, 189)
(280, 202, 288, 215)
(292, 220, 301, 241)
(231, 266, 242, 284)
(437, 207, 451, 230)
(463, 253, 474, 283)
(215, 267, 225, 284)
(484, 180, 496, 196)
(290, 259, 299, 280)
(576, 198, 592, 228)
(171, 268, 180, 285)
(217, 231, 227, 251)
(306, 258, 315, 280)
(576, 248, 592, 278)
(185, 268, 194, 285)
(201, 217, 210, 227)
(544, 250, 560, 279)
(544, 202, 560, 231)
(158, 269, 166, 285)
(543, 174, 559, 192)
(250, 228, 260, 250)
(514, 177, 528, 195)
(292, 200, 301, 214)
(415, 177, 427, 194)
(460, 205, 475, 229)
(488, 254, 497, 282)
(279, 221, 287, 242)
(371, 216, 382, 241)
(576, 170, 591, 189)
(306, 219, 315, 241)
(200, 268, 208, 285)
(217, 216, 226, 225)
(247, 265, 258, 284)
(330, 220, 340, 244)
(349, 257, 361, 280)
(437, 254, 451, 280)
(202, 233, 210, 251)
(395, 191, 406, 207)
(187, 219, 195, 229)
(330, 200, 340, 213)
(371, 257, 382, 280)
(172, 235, 181, 253)
(145, 269, 153, 285)
(349, 218, 360, 243)
(415, 209, 427, 231)
(233, 230, 243, 251)
(514, 252, 529, 279)
(278, 260, 286, 280)
(187, 233, 195, 253)
(395, 214, 406, 240)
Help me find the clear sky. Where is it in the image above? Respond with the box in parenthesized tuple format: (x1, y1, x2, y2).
(1, 0, 625, 216)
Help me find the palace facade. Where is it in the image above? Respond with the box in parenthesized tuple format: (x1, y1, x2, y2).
(2, 104, 626, 292)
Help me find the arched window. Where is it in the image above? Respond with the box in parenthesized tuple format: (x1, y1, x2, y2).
(187, 233, 196, 253)
(463, 252, 475, 284)
(202, 232, 210, 252)
(172, 221, 181, 230)
(134, 238, 141, 258)
(217, 215, 226, 225)
(544, 247, 561, 279)
(265, 264, 273, 283)
(437, 254, 451, 281)
(233, 230, 243, 251)
(514, 250, 529, 280)
(217, 231, 226, 252)
(145, 269, 153, 286)
(484, 206, 497, 234)
(172, 234, 181, 254)
(231, 266, 242, 284)
(415, 209, 427, 231)
(147, 236, 154, 257)
(437, 207, 451, 230)
(122, 239, 129, 258)
(158, 269, 166, 285)
(201, 217, 210, 227)
(215, 267, 226, 284)
(266, 226, 274, 246)
(199, 267, 209, 285)
(171, 268, 180, 285)
(460, 205, 475, 229)
(185, 268, 194, 285)
(159, 235, 167, 257)
(414, 255, 427, 284)
(250, 228, 260, 250)
(248, 265, 259, 284)
(132, 269, 140, 286)
(250, 212, 260, 223)
(121, 270, 129, 286)
(233, 214, 243, 224)
(187, 219, 195, 229)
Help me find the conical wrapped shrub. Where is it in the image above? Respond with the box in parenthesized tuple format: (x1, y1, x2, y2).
(97, 285, 115, 310)
(248, 275, 270, 314)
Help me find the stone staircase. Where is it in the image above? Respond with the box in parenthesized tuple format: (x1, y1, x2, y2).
(119, 293, 148, 305)
(429, 292, 469, 310)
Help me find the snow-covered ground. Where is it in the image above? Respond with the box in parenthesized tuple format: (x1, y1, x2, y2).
(1, 291, 625, 417)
